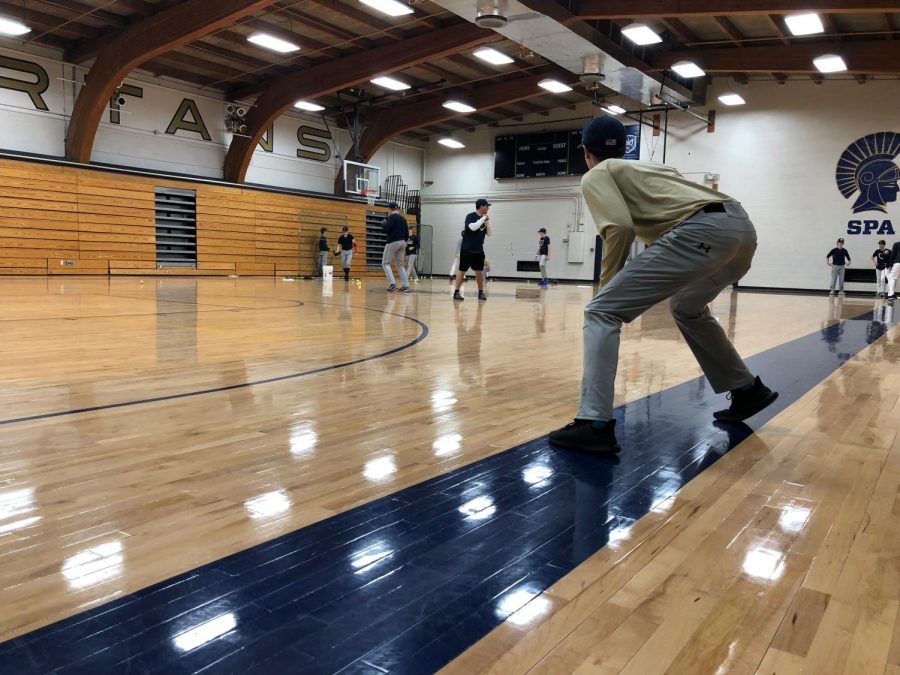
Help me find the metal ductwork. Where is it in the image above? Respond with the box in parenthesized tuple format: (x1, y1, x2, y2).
(431, 0, 693, 106)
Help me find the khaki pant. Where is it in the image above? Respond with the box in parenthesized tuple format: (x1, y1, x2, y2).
(578, 202, 757, 421)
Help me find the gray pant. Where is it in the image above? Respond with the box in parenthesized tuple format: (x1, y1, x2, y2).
(382, 240, 409, 287)
(340, 249, 353, 271)
(539, 254, 548, 281)
(317, 251, 328, 276)
(406, 253, 418, 280)
(830, 265, 845, 292)
(578, 202, 757, 421)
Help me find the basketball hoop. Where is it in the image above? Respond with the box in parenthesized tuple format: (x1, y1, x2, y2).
(362, 189, 376, 207)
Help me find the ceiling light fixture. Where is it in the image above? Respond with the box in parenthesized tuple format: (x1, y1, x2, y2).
(473, 47, 514, 65)
(813, 54, 847, 73)
(0, 17, 31, 36)
(359, 0, 414, 16)
(247, 32, 300, 53)
(601, 104, 627, 115)
(438, 138, 465, 148)
(718, 92, 746, 106)
(671, 61, 706, 78)
(442, 100, 476, 113)
(370, 76, 410, 90)
(295, 101, 325, 111)
(621, 23, 662, 46)
(785, 13, 824, 36)
(538, 79, 572, 93)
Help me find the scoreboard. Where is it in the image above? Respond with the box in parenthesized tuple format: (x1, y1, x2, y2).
(493, 124, 638, 180)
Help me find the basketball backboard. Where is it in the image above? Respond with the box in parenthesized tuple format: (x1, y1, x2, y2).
(343, 160, 380, 197)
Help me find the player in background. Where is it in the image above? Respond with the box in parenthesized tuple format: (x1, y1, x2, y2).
(453, 199, 491, 302)
(887, 240, 900, 302)
(550, 115, 778, 453)
(406, 231, 420, 284)
(535, 228, 551, 287)
(381, 202, 411, 293)
(336, 226, 357, 281)
(826, 238, 851, 296)
(873, 240, 892, 298)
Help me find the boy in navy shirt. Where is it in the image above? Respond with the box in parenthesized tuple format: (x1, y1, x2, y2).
(826, 238, 851, 296)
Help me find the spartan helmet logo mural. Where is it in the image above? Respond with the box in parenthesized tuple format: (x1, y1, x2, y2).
(835, 132, 900, 214)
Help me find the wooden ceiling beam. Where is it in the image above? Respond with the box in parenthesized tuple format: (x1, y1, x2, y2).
(572, 0, 900, 18)
(661, 18, 699, 45)
(713, 16, 745, 45)
(0, 1, 100, 39)
(112, 0, 153, 16)
(764, 14, 791, 44)
(225, 23, 496, 182)
(35, 0, 128, 27)
(356, 72, 574, 160)
(65, 0, 282, 163)
(655, 40, 900, 72)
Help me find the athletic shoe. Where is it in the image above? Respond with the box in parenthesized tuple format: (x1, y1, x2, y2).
(713, 377, 779, 423)
(887, 294, 896, 303)
(839, 291, 846, 296)
(549, 419, 620, 453)
(386, 284, 397, 292)
(828, 291, 836, 297)
(453, 290, 464, 301)
(478, 291, 487, 301)
(399, 286, 411, 293)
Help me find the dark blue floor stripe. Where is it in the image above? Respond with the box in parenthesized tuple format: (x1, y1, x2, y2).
(0, 303, 427, 427)
(0, 309, 891, 674)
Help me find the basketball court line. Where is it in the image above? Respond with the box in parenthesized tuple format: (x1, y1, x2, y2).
(0, 310, 891, 673)
(0, 300, 428, 427)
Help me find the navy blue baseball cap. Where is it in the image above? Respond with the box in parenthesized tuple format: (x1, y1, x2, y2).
(475, 198, 491, 208)
(388, 201, 399, 209)
(580, 115, 626, 153)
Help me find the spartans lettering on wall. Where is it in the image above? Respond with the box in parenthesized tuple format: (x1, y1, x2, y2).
(0, 55, 333, 162)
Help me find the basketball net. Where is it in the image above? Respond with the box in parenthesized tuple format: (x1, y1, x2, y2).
(362, 189, 376, 207)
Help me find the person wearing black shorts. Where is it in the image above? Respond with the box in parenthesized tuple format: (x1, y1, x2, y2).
(337, 226, 357, 281)
(454, 198, 492, 301)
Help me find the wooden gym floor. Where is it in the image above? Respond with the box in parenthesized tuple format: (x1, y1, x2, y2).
(0, 276, 896, 673)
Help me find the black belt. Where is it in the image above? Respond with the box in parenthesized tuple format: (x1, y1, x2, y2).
(701, 202, 727, 213)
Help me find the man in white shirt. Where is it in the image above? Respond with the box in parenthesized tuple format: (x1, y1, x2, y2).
(550, 116, 778, 453)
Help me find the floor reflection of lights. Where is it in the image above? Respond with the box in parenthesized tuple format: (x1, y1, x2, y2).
(172, 613, 237, 652)
(458, 495, 496, 520)
(244, 490, 291, 519)
(363, 455, 397, 481)
(62, 541, 125, 589)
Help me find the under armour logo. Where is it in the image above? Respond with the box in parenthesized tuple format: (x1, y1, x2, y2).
(698, 243, 711, 253)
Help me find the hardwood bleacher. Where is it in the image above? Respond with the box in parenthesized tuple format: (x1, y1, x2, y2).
(0, 158, 376, 277)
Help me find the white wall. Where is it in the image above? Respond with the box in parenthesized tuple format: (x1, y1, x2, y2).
(0, 45, 424, 194)
(423, 80, 900, 289)
(421, 104, 602, 281)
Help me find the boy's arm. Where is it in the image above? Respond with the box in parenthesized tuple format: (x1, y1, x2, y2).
(583, 168, 635, 287)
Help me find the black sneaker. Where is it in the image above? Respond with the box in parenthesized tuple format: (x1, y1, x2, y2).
(478, 291, 487, 301)
(453, 290, 464, 301)
(386, 284, 397, 293)
(549, 419, 620, 453)
(399, 286, 411, 294)
(713, 376, 779, 423)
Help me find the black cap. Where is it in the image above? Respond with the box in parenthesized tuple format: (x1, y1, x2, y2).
(342, 225, 349, 231)
(879, 239, 886, 245)
(837, 238, 845, 242)
(475, 198, 491, 208)
(538, 227, 547, 233)
(581, 115, 626, 154)
(388, 201, 399, 210)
